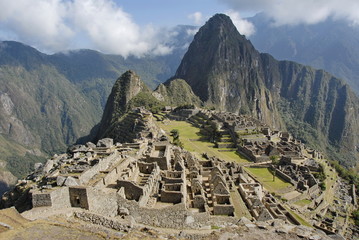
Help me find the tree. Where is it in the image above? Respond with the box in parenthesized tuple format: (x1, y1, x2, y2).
(270, 155, 279, 165)
(170, 129, 179, 140)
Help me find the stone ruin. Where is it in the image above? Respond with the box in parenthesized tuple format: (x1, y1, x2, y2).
(27, 134, 308, 230)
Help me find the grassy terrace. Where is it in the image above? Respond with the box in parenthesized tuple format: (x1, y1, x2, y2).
(244, 167, 292, 194)
(294, 199, 312, 207)
(157, 120, 249, 164)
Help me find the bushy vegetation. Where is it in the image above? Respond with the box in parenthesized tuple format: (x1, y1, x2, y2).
(173, 104, 195, 111)
(170, 129, 183, 148)
(6, 153, 47, 178)
(127, 92, 165, 114)
(330, 160, 359, 195)
(353, 209, 359, 226)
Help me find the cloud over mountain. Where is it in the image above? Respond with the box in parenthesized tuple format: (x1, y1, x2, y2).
(0, 0, 173, 57)
(220, 0, 359, 25)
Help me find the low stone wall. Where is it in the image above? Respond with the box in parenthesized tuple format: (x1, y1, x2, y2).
(79, 152, 120, 185)
(74, 211, 133, 232)
(87, 188, 118, 217)
(51, 187, 71, 208)
(32, 192, 52, 207)
(117, 196, 218, 229)
(273, 169, 296, 186)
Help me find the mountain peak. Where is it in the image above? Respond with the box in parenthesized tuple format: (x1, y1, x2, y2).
(95, 70, 150, 139)
(173, 13, 260, 106)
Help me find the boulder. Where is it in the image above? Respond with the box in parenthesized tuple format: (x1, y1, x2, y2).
(64, 176, 79, 186)
(97, 138, 113, 148)
(43, 160, 54, 173)
(118, 207, 130, 216)
(34, 163, 43, 172)
(56, 176, 67, 186)
(86, 142, 96, 149)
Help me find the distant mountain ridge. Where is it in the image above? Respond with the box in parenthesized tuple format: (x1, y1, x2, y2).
(0, 26, 196, 192)
(248, 13, 359, 95)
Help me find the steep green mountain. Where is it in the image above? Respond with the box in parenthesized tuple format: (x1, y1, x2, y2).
(248, 13, 359, 95)
(173, 14, 359, 167)
(94, 70, 163, 143)
(154, 78, 202, 106)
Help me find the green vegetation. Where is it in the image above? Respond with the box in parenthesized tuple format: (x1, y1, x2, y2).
(170, 129, 183, 148)
(270, 155, 280, 165)
(157, 121, 249, 164)
(211, 225, 221, 230)
(294, 199, 312, 207)
(285, 206, 312, 227)
(330, 160, 359, 195)
(7, 153, 47, 178)
(230, 191, 252, 219)
(128, 92, 164, 114)
(352, 209, 359, 226)
(244, 167, 292, 193)
(155, 79, 202, 107)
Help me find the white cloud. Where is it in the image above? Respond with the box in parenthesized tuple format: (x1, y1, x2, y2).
(0, 0, 73, 51)
(219, 0, 359, 26)
(226, 10, 255, 36)
(188, 12, 204, 25)
(0, 0, 174, 57)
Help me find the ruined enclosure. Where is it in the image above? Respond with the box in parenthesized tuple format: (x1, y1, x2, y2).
(69, 187, 89, 209)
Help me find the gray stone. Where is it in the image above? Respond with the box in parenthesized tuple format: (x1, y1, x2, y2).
(69, 144, 87, 153)
(34, 163, 43, 172)
(238, 216, 252, 225)
(245, 223, 257, 228)
(293, 226, 312, 238)
(119, 207, 130, 216)
(309, 235, 323, 240)
(64, 176, 79, 186)
(97, 138, 113, 148)
(56, 176, 67, 186)
(86, 142, 96, 149)
(185, 215, 195, 224)
(256, 222, 269, 229)
(43, 160, 54, 173)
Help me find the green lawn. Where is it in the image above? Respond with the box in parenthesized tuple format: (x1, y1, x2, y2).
(230, 191, 252, 219)
(294, 199, 312, 207)
(284, 206, 312, 227)
(157, 120, 250, 164)
(244, 167, 292, 193)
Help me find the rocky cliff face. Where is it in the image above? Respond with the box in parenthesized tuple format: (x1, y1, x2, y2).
(173, 14, 359, 166)
(94, 70, 161, 142)
(173, 14, 282, 128)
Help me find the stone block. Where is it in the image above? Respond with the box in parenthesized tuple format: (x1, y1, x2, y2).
(43, 160, 54, 173)
(64, 176, 79, 186)
(119, 207, 130, 216)
(86, 142, 96, 149)
(97, 138, 113, 148)
(56, 176, 67, 186)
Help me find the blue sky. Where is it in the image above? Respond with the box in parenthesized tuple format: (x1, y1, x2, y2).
(114, 0, 231, 26)
(0, 0, 358, 57)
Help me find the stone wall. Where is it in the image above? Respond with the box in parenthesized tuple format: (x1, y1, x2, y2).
(69, 187, 89, 209)
(117, 196, 226, 229)
(87, 187, 118, 217)
(74, 211, 133, 232)
(51, 187, 71, 208)
(273, 168, 296, 186)
(117, 180, 143, 201)
(94, 157, 131, 188)
(79, 152, 120, 185)
(32, 191, 52, 207)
